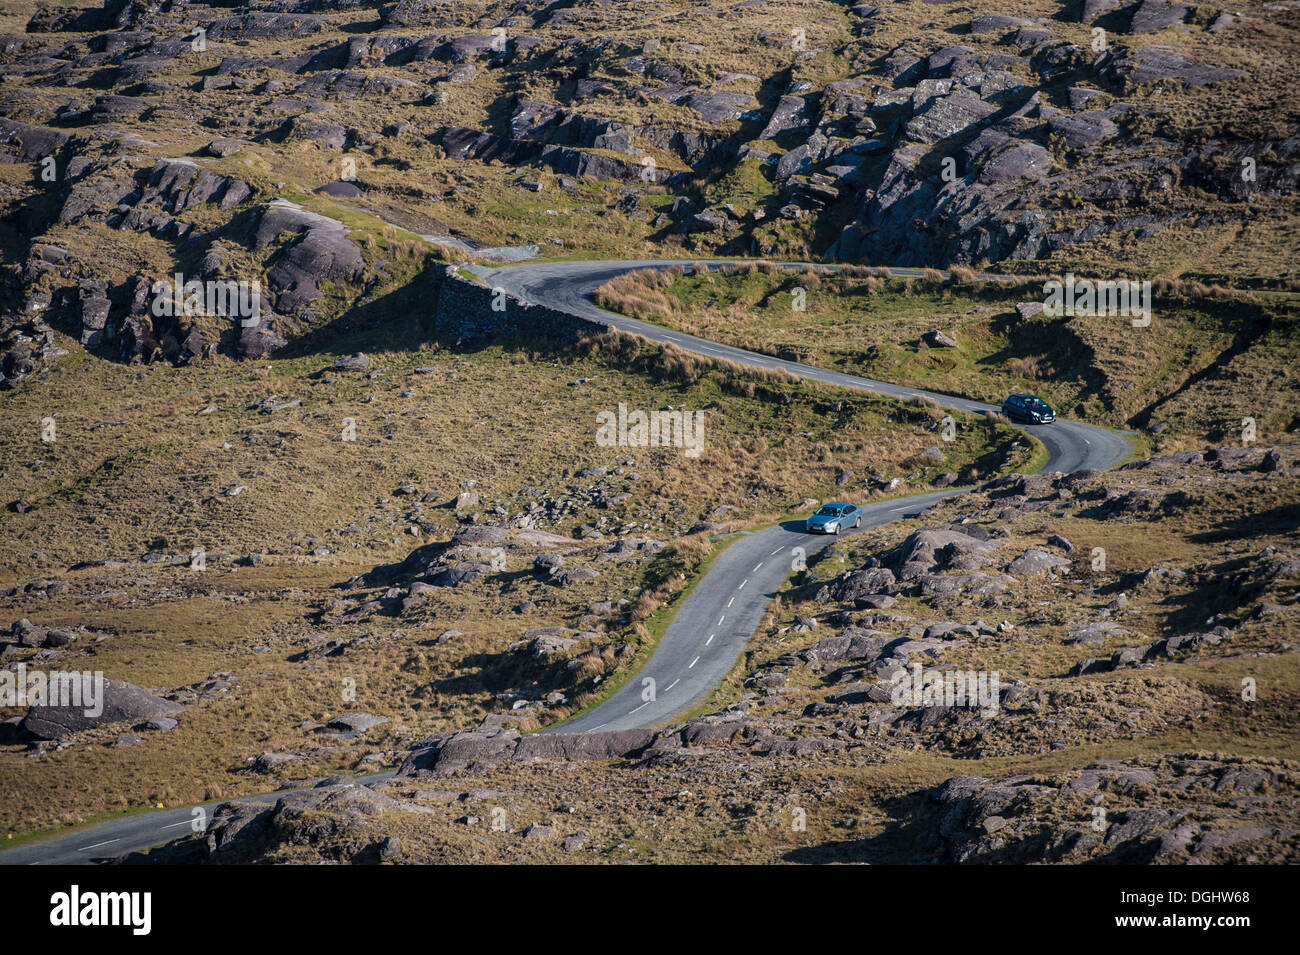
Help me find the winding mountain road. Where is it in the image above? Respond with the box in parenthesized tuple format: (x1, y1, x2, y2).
(0, 257, 1132, 864)
(480, 259, 1132, 733)
(553, 491, 963, 734)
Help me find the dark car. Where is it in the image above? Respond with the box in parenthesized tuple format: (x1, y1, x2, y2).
(1001, 394, 1056, 424)
(805, 502, 863, 535)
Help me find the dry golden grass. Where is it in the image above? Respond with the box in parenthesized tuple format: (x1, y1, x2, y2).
(593, 265, 1300, 444)
(137, 450, 1300, 863)
(4, 0, 1299, 861)
(0, 297, 1022, 835)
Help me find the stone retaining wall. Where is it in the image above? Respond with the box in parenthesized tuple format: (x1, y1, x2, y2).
(433, 266, 610, 343)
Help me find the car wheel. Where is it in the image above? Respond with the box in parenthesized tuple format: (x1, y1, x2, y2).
(833, 524, 840, 535)
(854, 517, 861, 528)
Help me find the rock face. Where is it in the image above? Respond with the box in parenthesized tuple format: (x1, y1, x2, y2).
(20, 679, 184, 740)
(0, 118, 72, 162)
(686, 92, 753, 123)
(910, 758, 1296, 864)
(889, 527, 997, 580)
(0, 115, 380, 369)
(205, 12, 327, 42)
(0, 112, 387, 373)
(832, 567, 898, 601)
(905, 92, 998, 144)
(252, 202, 366, 317)
(516, 627, 577, 658)
(206, 137, 244, 158)
(134, 159, 253, 217)
(398, 725, 656, 776)
(1006, 548, 1071, 576)
(970, 15, 1030, 34)
(1099, 47, 1246, 89)
(0, 0, 1278, 386)
(1048, 112, 1119, 148)
(148, 779, 432, 863)
(1128, 0, 1192, 34)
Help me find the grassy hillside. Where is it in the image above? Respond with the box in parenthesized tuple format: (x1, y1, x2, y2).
(0, 308, 1026, 835)
(595, 263, 1300, 446)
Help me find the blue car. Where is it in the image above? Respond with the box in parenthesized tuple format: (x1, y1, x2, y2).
(805, 502, 862, 535)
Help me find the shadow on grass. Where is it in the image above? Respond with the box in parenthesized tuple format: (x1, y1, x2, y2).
(1188, 501, 1300, 544)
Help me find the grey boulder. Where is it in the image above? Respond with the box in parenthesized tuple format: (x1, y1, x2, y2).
(20, 679, 184, 740)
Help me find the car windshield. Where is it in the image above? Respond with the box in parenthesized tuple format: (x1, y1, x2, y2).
(1027, 399, 1049, 411)
(815, 506, 838, 517)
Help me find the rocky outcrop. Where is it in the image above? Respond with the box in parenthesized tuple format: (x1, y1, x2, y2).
(397, 725, 656, 776)
(0, 118, 72, 163)
(204, 12, 327, 42)
(913, 758, 1297, 864)
(887, 527, 998, 580)
(0, 0, 1280, 332)
(20, 679, 184, 740)
(1099, 46, 1246, 90)
(252, 201, 366, 317)
(136, 778, 434, 864)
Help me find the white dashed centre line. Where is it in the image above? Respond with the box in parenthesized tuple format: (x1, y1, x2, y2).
(706, 633, 715, 645)
(629, 701, 650, 714)
(160, 820, 194, 830)
(78, 840, 119, 851)
(753, 562, 763, 571)
(770, 547, 783, 556)
(739, 578, 747, 589)
(689, 656, 700, 669)
(717, 615, 725, 626)
(665, 678, 680, 692)
(727, 596, 734, 607)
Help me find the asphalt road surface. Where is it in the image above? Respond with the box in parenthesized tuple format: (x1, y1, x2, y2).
(552, 491, 963, 733)
(0, 773, 396, 866)
(0, 257, 1131, 864)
